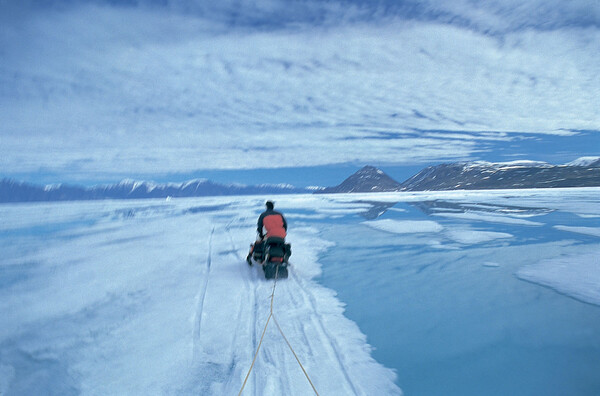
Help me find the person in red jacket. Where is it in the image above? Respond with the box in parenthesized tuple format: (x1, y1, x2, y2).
(247, 201, 287, 265)
(257, 200, 287, 239)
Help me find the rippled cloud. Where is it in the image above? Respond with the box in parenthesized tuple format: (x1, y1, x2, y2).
(1, 0, 598, 181)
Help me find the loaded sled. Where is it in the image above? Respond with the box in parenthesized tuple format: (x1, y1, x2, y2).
(246, 237, 291, 279)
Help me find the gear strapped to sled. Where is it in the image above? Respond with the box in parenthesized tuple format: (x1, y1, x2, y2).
(247, 237, 291, 279)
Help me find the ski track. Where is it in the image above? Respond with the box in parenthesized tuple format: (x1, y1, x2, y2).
(192, 226, 214, 363)
(225, 222, 259, 396)
(222, 260, 246, 395)
(191, 216, 383, 395)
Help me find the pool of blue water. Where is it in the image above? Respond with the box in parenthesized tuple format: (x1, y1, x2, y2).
(312, 199, 600, 396)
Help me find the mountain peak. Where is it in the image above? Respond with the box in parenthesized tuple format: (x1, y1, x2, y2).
(357, 165, 384, 174)
(567, 157, 600, 167)
(316, 166, 401, 193)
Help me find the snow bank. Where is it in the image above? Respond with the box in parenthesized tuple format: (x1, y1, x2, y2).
(516, 247, 600, 306)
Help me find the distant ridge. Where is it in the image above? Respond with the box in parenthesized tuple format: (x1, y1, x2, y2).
(316, 157, 600, 194)
(399, 160, 600, 191)
(0, 179, 308, 203)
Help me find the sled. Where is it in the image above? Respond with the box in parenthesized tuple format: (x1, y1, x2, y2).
(247, 237, 291, 279)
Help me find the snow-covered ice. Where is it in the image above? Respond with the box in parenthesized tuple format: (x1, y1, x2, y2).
(517, 247, 600, 306)
(1, 188, 600, 395)
(0, 196, 400, 395)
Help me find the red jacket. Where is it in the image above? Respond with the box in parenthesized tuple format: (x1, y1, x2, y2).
(257, 209, 287, 239)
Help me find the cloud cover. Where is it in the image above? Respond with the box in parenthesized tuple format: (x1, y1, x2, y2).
(1, 0, 599, 181)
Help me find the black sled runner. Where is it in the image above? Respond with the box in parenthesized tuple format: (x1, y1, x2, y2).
(246, 237, 291, 279)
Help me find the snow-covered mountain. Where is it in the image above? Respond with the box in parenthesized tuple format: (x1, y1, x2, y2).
(399, 159, 600, 191)
(0, 178, 308, 203)
(316, 165, 402, 193)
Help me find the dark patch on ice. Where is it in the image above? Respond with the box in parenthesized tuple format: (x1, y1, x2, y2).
(96, 234, 152, 247)
(415, 263, 433, 273)
(412, 109, 430, 120)
(111, 205, 170, 219)
(185, 204, 231, 214)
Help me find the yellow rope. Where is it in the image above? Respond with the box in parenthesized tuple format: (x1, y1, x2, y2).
(272, 314, 320, 395)
(237, 311, 272, 396)
(238, 266, 319, 396)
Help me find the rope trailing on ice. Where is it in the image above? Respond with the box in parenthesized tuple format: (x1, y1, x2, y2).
(238, 266, 320, 396)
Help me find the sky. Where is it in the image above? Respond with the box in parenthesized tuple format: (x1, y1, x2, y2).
(1, 0, 599, 187)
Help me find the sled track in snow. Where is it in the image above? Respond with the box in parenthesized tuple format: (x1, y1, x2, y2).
(288, 271, 360, 395)
(222, 220, 352, 395)
(192, 226, 214, 362)
(223, 253, 251, 394)
(225, 222, 260, 396)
